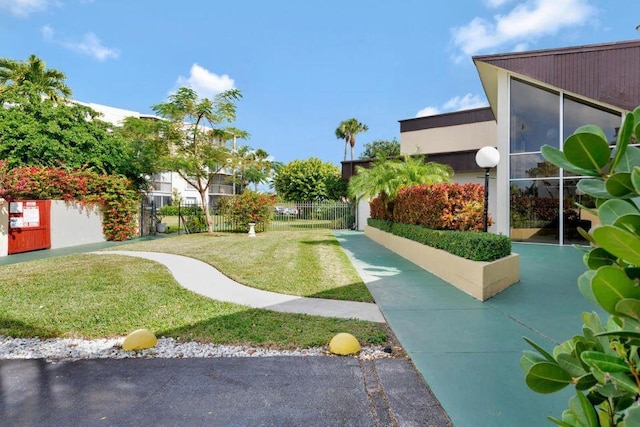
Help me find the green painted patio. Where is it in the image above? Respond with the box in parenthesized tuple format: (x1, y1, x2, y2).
(335, 230, 601, 427)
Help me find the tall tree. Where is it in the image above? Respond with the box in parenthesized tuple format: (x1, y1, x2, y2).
(359, 138, 401, 159)
(335, 118, 368, 161)
(0, 54, 72, 103)
(152, 87, 245, 233)
(348, 154, 453, 202)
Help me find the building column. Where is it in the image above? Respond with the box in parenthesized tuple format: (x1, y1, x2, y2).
(0, 199, 8, 257)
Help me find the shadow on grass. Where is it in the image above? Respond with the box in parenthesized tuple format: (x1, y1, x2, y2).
(308, 281, 373, 302)
(0, 316, 60, 338)
(155, 308, 387, 349)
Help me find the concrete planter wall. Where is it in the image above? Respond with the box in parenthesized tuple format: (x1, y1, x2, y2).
(365, 225, 520, 301)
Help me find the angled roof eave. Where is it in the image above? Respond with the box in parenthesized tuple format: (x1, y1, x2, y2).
(473, 59, 500, 119)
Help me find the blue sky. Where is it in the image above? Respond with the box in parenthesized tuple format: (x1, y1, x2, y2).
(2, 0, 640, 167)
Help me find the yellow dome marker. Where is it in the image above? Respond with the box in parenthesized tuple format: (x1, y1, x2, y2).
(122, 329, 158, 351)
(329, 333, 361, 355)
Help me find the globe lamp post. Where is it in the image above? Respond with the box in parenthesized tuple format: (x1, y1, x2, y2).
(475, 146, 500, 232)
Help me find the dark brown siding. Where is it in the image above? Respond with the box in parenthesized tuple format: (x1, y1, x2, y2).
(400, 107, 495, 132)
(341, 151, 480, 180)
(474, 40, 640, 111)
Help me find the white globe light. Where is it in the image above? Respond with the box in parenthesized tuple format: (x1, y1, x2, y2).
(476, 146, 500, 168)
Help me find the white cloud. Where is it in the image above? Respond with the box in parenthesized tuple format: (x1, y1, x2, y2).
(175, 64, 235, 99)
(451, 0, 597, 58)
(415, 106, 441, 117)
(41, 25, 120, 61)
(0, 0, 54, 17)
(416, 93, 488, 118)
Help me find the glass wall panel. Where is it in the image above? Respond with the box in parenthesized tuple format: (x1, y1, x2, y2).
(510, 79, 560, 153)
(510, 180, 560, 244)
(563, 97, 621, 145)
(562, 179, 597, 245)
(510, 153, 559, 179)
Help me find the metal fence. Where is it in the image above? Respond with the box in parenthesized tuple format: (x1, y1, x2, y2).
(164, 201, 355, 234)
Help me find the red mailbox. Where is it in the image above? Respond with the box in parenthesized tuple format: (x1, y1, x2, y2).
(8, 200, 51, 254)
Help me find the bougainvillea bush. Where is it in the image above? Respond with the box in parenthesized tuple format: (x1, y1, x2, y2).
(0, 162, 139, 241)
(216, 190, 276, 232)
(377, 182, 487, 231)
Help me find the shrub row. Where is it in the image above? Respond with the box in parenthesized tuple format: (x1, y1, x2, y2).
(158, 205, 203, 216)
(392, 183, 486, 231)
(367, 218, 511, 262)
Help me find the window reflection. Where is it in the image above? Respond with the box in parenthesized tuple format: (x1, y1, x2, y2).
(563, 97, 621, 145)
(510, 154, 559, 179)
(510, 79, 560, 153)
(562, 179, 598, 245)
(510, 180, 560, 244)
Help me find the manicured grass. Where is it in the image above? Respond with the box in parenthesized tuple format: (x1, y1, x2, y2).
(0, 254, 386, 347)
(114, 229, 373, 302)
(0, 231, 387, 348)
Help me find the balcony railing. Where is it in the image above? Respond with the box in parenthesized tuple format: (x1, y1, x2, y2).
(152, 182, 172, 193)
(209, 184, 234, 195)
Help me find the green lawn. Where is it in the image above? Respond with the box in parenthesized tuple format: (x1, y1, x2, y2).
(0, 230, 386, 348)
(115, 230, 372, 302)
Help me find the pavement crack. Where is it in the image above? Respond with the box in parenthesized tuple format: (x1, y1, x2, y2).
(359, 359, 397, 427)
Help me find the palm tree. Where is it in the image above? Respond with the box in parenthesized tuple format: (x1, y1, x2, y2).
(335, 118, 368, 161)
(0, 54, 72, 102)
(348, 154, 453, 202)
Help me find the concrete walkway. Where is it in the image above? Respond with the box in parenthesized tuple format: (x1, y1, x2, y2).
(334, 230, 602, 427)
(92, 250, 386, 323)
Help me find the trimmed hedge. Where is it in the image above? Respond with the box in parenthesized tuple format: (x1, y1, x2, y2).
(392, 183, 486, 231)
(368, 218, 511, 262)
(158, 205, 203, 216)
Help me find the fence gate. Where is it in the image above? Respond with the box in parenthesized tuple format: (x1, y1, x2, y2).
(8, 200, 51, 254)
(139, 199, 158, 237)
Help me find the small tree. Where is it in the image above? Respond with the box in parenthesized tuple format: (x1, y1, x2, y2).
(359, 138, 401, 160)
(273, 157, 346, 202)
(152, 87, 246, 233)
(521, 108, 640, 425)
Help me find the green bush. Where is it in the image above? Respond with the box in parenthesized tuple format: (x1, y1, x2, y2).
(520, 108, 640, 425)
(367, 219, 511, 261)
(158, 205, 203, 216)
(217, 191, 276, 232)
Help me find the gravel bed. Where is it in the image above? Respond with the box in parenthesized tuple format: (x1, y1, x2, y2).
(0, 336, 394, 363)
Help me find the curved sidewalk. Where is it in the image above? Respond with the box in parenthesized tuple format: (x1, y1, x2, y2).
(91, 251, 386, 323)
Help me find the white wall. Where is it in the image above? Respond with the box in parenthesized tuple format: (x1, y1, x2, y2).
(401, 121, 497, 156)
(355, 199, 371, 231)
(50, 201, 105, 249)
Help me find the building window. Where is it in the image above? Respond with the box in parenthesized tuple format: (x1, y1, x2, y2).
(508, 77, 621, 244)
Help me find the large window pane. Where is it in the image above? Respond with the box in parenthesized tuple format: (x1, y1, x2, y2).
(510, 79, 560, 153)
(563, 97, 621, 144)
(510, 180, 560, 244)
(562, 179, 597, 245)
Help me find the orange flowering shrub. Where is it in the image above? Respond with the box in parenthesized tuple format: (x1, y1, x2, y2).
(392, 183, 488, 231)
(0, 161, 139, 240)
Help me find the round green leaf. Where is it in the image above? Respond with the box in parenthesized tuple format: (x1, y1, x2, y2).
(593, 225, 640, 265)
(540, 145, 601, 177)
(525, 362, 572, 394)
(614, 214, 640, 234)
(557, 353, 587, 377)
(606, 173, 635, 197)
(578, 179, 612, 199)
(564, 127, 611, 170)
(591, 266, 640, 314)
(583, 248, 616, 270)
(615, 298, 640, 320)
(599, 199, 639, 225)
(611, 112, 634, 172)
(616, 146, 640, 173)
(631, 166, 640, 192)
